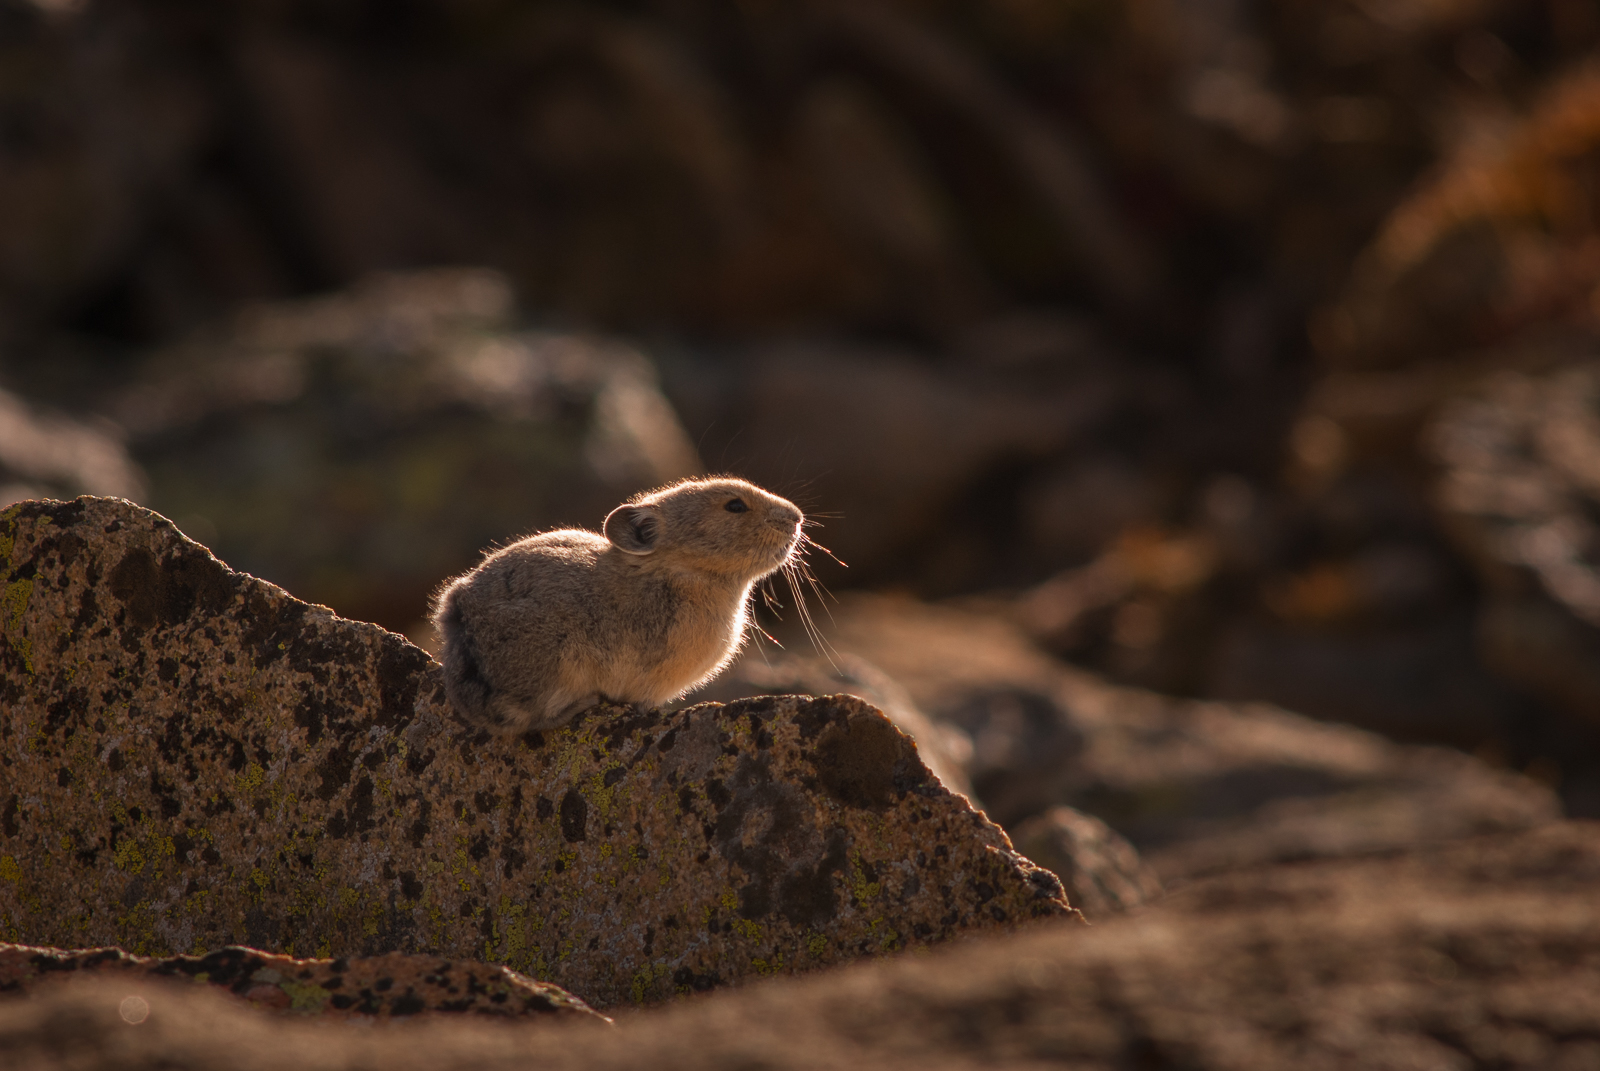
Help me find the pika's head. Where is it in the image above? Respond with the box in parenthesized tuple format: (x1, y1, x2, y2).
(603, 477, 803, 579)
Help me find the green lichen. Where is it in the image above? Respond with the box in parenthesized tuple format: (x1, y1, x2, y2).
(0, 504, 21, 566)
(2, 575, 31, 625)
(868, 917, 901, 952)
(236, 763, 265, 794)
(280, 979, 331, 1013)
(849, 852, 881, 906)
(750, 952, 784, 975)
(114, 838, 147, 874)
(630, 962, 671, 1003)
(0, 855, 20, 884)
(586, 761, 627, 820)
(3, 576, 34, 672)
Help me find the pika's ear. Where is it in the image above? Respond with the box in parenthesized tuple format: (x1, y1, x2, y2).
(604, 505, 660, 555)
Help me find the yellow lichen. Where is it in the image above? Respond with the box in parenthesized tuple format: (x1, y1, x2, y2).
(849, 852, 881, 906)
(114, 839, 146, 874)
(236, 763, 265, 794)
(0, 855, 21, 884)
(629, 962, 670, 1003)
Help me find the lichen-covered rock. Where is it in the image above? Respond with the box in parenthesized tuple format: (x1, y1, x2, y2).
(0, 943, 602, 1021)
(685, 651, 977, 801)
(0, 496, 1074, 1008)
(8, 822, 1600, 1071)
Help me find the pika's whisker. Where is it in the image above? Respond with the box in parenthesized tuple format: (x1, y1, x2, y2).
(784, 557, 840, 672)
(802, 536, 848, 569)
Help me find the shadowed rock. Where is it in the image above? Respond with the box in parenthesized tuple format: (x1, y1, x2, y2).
(5, 822, 1600, 1070)
(816, 593, 1560, 879)
(0, 497, 1074, 1008)
(1008, 807, 1160, 919)
(0, 943, 603, 1021)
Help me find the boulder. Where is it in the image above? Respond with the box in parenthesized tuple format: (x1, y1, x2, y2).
(685, 650, 977, 801)
(1007, 807, 1160, 919)
(7, 821, 1600, 1070)
(1429, 359, 1600, 732)
(0, 389, 145, 508)
(815, 593, 1560, 879)
(0, 943, 602, 1022)
(0, 496, 1075, 1009)
(108, 268, 702, 633)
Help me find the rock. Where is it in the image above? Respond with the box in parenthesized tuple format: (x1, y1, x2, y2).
(1315, 66, 1600, 373)
(0, 496, 1074, 1009)
(107, 268, 702, 632)
(1429, 360, 1600, 731)
(692, 651, 1163, 920)
(815, 593, 1560, 879)
(0, 943, 602, 1022)
(1007, 808, 1160, 920)
(0, 388, 145, 508)
(6, 821, 1600, 1070)
(686, 650, 977, 801)
(1205, 613, 1523, 748)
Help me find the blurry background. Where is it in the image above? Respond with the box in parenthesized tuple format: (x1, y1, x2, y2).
(4, 0, 1600, 833)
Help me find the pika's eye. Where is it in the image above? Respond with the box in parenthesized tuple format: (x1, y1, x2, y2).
(724, 498, 748, 513)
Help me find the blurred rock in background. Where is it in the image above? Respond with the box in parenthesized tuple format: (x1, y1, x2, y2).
(782, 593, 1561, 883)
(0, 387, 144, 506)
(1008, 807, 1162, 920)
(102, 267, 699, 634)
(1, 0, 1600, 820)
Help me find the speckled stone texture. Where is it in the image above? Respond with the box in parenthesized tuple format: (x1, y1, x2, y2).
(0, 497, 1074, 1008)
(0, 943, 602, 1021)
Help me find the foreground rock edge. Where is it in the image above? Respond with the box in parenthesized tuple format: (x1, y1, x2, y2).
(4, 822, 1598, 1070)
(0, 496, 1076, 1009)
(0, 942, 605, 1021)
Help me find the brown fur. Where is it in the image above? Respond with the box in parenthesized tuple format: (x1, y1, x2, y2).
(431, 478, 803, 733)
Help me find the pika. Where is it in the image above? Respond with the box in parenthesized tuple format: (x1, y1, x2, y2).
(431, 477, 804, 733)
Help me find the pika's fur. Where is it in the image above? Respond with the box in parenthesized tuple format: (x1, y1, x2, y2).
(431, 478, 804, 733)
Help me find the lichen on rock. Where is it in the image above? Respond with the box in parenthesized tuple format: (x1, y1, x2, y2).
(0, 496, 1074, 1008)
(0, 943, 603, 1021)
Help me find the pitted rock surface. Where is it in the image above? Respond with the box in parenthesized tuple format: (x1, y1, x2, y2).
(0, 497, 1074, 1008)
(0, 943, 602, 1021)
